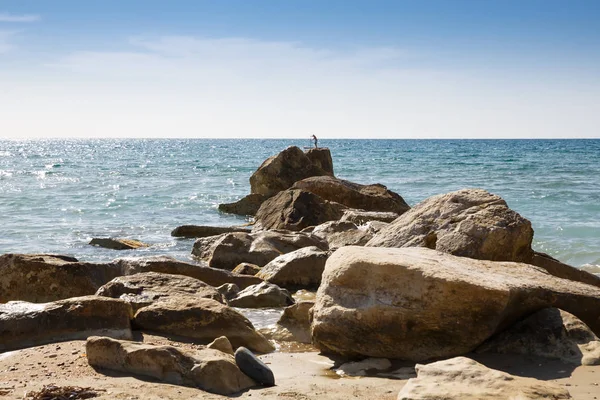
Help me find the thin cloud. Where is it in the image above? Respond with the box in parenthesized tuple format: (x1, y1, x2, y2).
(0, 12, 40, 23)
(0, 31, 15, 53)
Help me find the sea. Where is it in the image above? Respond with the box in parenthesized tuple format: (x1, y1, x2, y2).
(1, 139, 599, 270)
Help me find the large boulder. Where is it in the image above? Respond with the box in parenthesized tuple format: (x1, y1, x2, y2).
(218, 193, 269, 216)
(171, 225, 251, 238)
(192, 230, 328, 270)
(367, 189, 534, 263)
(311, 220, 373, 250)
(228, 282, 294, 308)
(531, 252, 600, 288)
(95, 272, 225, 312)
(0, 254, 123, 303)
(292, 176, 410, 214)
(256, 246, 329, 290)
(253, 189, 346, 231)
(232, 263, 262, 276)
(86, 336, 255, 395)
(397, 357, 571, 400)
(304, 147, 334, 176)
(133, 297, 275, 354)
(311, 246, 600, 361)
(249, 146, 330, 197)
(477, 308, 600, 366)
(113, 256, 262, 290)
(0, 296, 132, 352)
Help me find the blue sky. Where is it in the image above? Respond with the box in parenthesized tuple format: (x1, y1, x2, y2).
(1, 0, 599, 138)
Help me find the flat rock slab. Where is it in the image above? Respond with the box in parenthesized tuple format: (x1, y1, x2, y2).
(397, 356, 571, 400)
(86, 336, 256, 395)
(235, 346, 275, 386)
(0, 296, 132, 352)
(90, 238, 149, 250)
(171, 225, 251, 238)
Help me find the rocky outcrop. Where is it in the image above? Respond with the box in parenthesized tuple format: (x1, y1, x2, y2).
(113, 256, 262, 289)
(228, 282, 294, 308)
(232, 263, 262, 276)
(0, 254, 123, 303)
(367, 189, 534, 263)
(133, 297, 274, 353)
(531, 252, 600, 288)
(0, 296, 132, 352)
(292, 176, 410, 214)
(256, 246, 329, 290)
(253, 189, 346, 231)
(311, 246, 600, 361)
(397, 357, 571, 400)
(249, 146, 330, 197)
(304, 148, 334, 176)
(171, 225, 251, 238)
(477, 308, 600, 365)
(218, 193, 269, 216)
(86, 336, 255, 395)
(95, 272, 225, 312)
(192, 230, 328, 270)
(340, 210, 400, 224)
(311, 221, 372, 250)
(89, 238, 149, 250)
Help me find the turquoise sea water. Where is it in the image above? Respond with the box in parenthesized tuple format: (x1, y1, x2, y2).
(1, 139, 599, 268)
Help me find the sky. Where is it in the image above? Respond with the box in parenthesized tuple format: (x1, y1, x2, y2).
(0, 0, 599, 139)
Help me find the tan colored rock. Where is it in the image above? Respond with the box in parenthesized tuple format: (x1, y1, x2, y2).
(311, 220, 373, 250)
(113, 255, 262, 290)
(207, 336, 235, 355)
(292, 176, 410, 214)
(249, 146, 329, 197)
(275, 301, 314, 344)
(233, 262, 262, 276)
(397, 356, 571, 400)
(133, 297, 275, 354)
(95, 272, 225, 312)
(256, 246, 329, 290)
(0, 296, 132, 352)
(228, 282, 294, 308)
(340, 210, 400, 224)
(218, 193, 269, 216)
(253, 189, 346, 231)
(171, 225, 251, 238)
(0, 253, 123, 303)
(311, 246, 600, 361)
(304, 148, 334, 176)
(531, 252, 600, 288)
(192, 230, 328, 270)
(477, 308, 600, 366)
(86, 336, 255, 395)
(367, 189, 534, 263)
(89, 238, 149, 250)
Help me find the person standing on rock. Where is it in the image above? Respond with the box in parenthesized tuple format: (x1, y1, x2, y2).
(311, 134, 318, 148)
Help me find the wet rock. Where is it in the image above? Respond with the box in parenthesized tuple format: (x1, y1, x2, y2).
(192, 230, 328, 270)
(336, 358, 392, 377)
(256, 247, 329, 290)
(218, 193, 269, 216)
(234, 347, 275, 387)
(311, 246, 600, 361)
(275, 301, 314, 344)
(397, 356, 571, 400)
(0, 296, 132, 352)
(311, 220, 372, 250)
(292, 176, 410, 214)
(133, 297, 275, 353)
(86, 336, 255, 395)
(340, 210, 401, 224)
(89, 238, 149, 250)
(171, 225, 251, 238)
(207, 336, 234, 355)
(232, 262, 262, 276)
(367, 189, 534, 263)
(228, 282, 295, 308)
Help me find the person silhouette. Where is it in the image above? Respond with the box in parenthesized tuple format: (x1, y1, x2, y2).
(311, 134, 318, 148)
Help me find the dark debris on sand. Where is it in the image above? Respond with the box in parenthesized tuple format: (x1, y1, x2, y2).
(26, 385, 104, 400)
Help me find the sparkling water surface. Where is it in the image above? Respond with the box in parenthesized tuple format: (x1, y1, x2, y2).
(1, 139, 599, 268)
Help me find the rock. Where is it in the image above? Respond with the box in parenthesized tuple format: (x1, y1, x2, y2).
(216, 283, 240, 301)
(232, 262, 262, 276)
(234, 347, 275, 387)
(89, 238, 149, 250)
(292, 176, 410, 214)
(113, 255, 262, 290)
(477, 308, 600, 365)
(336, 358, 392, 377)
(0, 296, 132, 352)
(397, 356, 571, 400)
(253, 189, 346, 231)
(133, 297, 275, 353)
(95, 272, 225, 312)
(256, 247, 329, 290)
(531, 252, 600, 288)
(340, 210, 401, 224)
(0, 254, 123, 303)
(171, 225, 251, 238)
(365, 220, 389, 233)
(367, 189, 534, 263)
(228, 282, 295, 308)
(304, 147, 334, 176)
(249, 146, 330, 197)
(86, 336, 255, 395)
(311, 246, 600, 361)
(218, 193, 269, 216)
(192, 230, 328, 270)
(275, 301, 314, 344)
(207, 336, 235, 355)
(311, 220, 373, 250)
